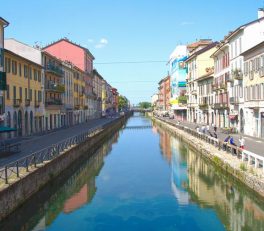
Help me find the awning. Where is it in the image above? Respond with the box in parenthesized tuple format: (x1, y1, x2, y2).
(0, 126, 16, 133)
(229, 115, 238, 120)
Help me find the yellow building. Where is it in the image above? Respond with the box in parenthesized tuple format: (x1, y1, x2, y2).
(186, 41, 218, 124)
(73, 66, 85, 124)
(43, 51, 65, 130)
(4, 49, 43, 137)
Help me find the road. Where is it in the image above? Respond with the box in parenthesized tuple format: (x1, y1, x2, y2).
(0, 117, 117, 167)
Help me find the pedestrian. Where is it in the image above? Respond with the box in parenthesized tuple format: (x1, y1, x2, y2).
(201, 125, 205, 134)
(229, 136, 237, 154)
(214, 124, 217, 133)
(196, 126, 200, 133)
(213, 132, 218, 139)
(206, 124, 210, 132)
(223, 135, 230, 151)
(239, 136, 245, 149)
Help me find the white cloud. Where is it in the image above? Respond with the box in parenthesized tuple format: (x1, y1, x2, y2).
(95, 38, 108, 49)
(88, 38, 94, 43)
(180, 21, 195, 26)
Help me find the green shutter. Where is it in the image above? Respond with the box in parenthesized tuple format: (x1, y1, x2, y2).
(0, 72, 7, 90)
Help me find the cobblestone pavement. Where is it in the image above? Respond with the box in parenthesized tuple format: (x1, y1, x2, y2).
(0, 117, 117, 167)
(161, 117, 264, 157)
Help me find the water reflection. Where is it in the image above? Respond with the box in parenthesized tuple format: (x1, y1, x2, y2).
(154, 122, 264, 231)
(0, 131, 120, 231)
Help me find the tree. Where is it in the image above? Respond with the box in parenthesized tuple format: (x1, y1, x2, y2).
(138, 102, 151, 109)
(118, 95, 128, 111)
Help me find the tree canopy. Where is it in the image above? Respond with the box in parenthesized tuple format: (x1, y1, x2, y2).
(118, 95, 129, 110)
(138, 102, 151, 109)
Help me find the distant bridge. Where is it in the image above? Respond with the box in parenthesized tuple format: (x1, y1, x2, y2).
(131, 108, 152, 112)
(124, 125, 152, 130)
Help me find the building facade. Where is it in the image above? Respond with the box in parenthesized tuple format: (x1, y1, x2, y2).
(0, 17, 9, 125)
(242, 41, 264, 138)
(169, 45, 188, 120)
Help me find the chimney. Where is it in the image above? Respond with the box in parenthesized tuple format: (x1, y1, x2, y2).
(258, 8, 264, 19)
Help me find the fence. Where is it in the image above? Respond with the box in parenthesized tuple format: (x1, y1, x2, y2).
(0, 118, 120, 186)
(156, 116, 264, 173)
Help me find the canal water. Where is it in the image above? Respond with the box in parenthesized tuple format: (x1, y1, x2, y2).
(1, 113, 264, 231)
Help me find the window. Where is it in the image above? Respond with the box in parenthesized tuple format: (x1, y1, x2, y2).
(24, 65, 28, 78)
(25, 88, 28, 100)
(5, 58, 11, 73)
(29, 89, 32, 101)
(11, 60, 17, 75)
(19, 63, 22, 76)
(6, 85, 9, 99)
(239, 85, 243, 98)
(29, 67, 32, 79)
(0, 48, 3, 68)
(34, 90, 37, 101)
(34, 69, 37, 81)
(38, 91, 42, 102)
(38, 70, 41, 82)
(239, 37, 242, 54)
(244, 61, 249, 76)
(13, 86, 16, 100)
(19, 87, 22, 100)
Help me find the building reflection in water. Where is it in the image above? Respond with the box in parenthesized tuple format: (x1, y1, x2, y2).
(27, 131, 120, 231)
(154, 123, 264, 231)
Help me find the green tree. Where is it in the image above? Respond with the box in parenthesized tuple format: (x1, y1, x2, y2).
(118, 95, 128, 111)
(138, 102, 151, 109)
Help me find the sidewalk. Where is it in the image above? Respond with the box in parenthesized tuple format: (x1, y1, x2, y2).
(162, 117, 264, 157)
(0, 117, 117, 167)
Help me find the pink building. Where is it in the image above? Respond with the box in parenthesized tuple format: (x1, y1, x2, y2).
(43, 38, 96, 119)
(43, 38, 94, 73)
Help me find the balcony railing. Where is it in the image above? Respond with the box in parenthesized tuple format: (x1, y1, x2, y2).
(191, 89, 197, 95)
(229, 96, 239, 105)
(35, 101, 40, 108)
(212, 103, 228, 109)
(13, 99, 22, 107)
(212, 82, 227, 91)
(199, 103, 208, 109)
(232, 69, 243, 80)
(45, 99, 62, 106)
(25, 99, 31, 107)
(45, 63, 63, 76)
(45, 83, 65, 93)
(74, 104, 80, 110)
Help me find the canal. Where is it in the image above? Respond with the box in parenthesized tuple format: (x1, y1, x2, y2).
(1, 113, 264, 231)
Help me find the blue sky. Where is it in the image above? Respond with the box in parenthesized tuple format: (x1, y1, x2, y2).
(0, 0, 262, 104)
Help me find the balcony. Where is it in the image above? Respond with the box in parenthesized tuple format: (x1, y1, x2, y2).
(229, 96, 239, 105)
(191, 89, 197, 95)
(212, 82, 227, 91)
(199, 103, 208, 110)
(45, 63, 63, 76)
(45, 99, 63, 109)
(232, 69, 243, 80)
(74, 104, 80, 110)
(35, 101, 40, 108)
(13, 99, 21, 108)
(25, 99, 31, 107)
(45, 82, 65, 93)
(212, 103, 228, 109)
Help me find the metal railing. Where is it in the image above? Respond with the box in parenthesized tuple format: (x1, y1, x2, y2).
(0, 120, 114, 186)
(156, 116, 264, 173)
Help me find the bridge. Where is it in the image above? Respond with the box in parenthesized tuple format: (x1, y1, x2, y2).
(124, 125, 152, 130)
(131, 107, 152, 112)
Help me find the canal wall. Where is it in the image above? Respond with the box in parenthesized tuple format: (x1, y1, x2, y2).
(152, 116, 264, 199)
(0, 115, 129, 221)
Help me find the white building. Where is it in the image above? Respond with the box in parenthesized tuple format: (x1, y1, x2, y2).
(225, 9, 264, 133)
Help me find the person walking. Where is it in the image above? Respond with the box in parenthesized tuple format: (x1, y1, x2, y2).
(239, 136, 245, 149)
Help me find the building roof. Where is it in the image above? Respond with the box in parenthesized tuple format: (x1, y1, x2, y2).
(158, 75, 170, 85)
(240, 41, 264, 56)
(225, 16, 264, 41)
(0, 17, 9, 27)
(43, 38, 95, 60)
(93, 69, 104, 80)
(185, 42, 218, 62)
(4, 48, 43, 68)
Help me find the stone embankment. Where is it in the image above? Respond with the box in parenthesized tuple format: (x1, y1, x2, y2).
(152, 116, 264, 198)
(0, 114, 130, 221)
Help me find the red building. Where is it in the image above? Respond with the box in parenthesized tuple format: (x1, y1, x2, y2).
(158, 75, 170, 111)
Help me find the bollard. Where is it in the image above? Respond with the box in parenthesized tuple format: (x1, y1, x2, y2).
(16, 161, 19, 177)
(5, 166, 8, 184)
